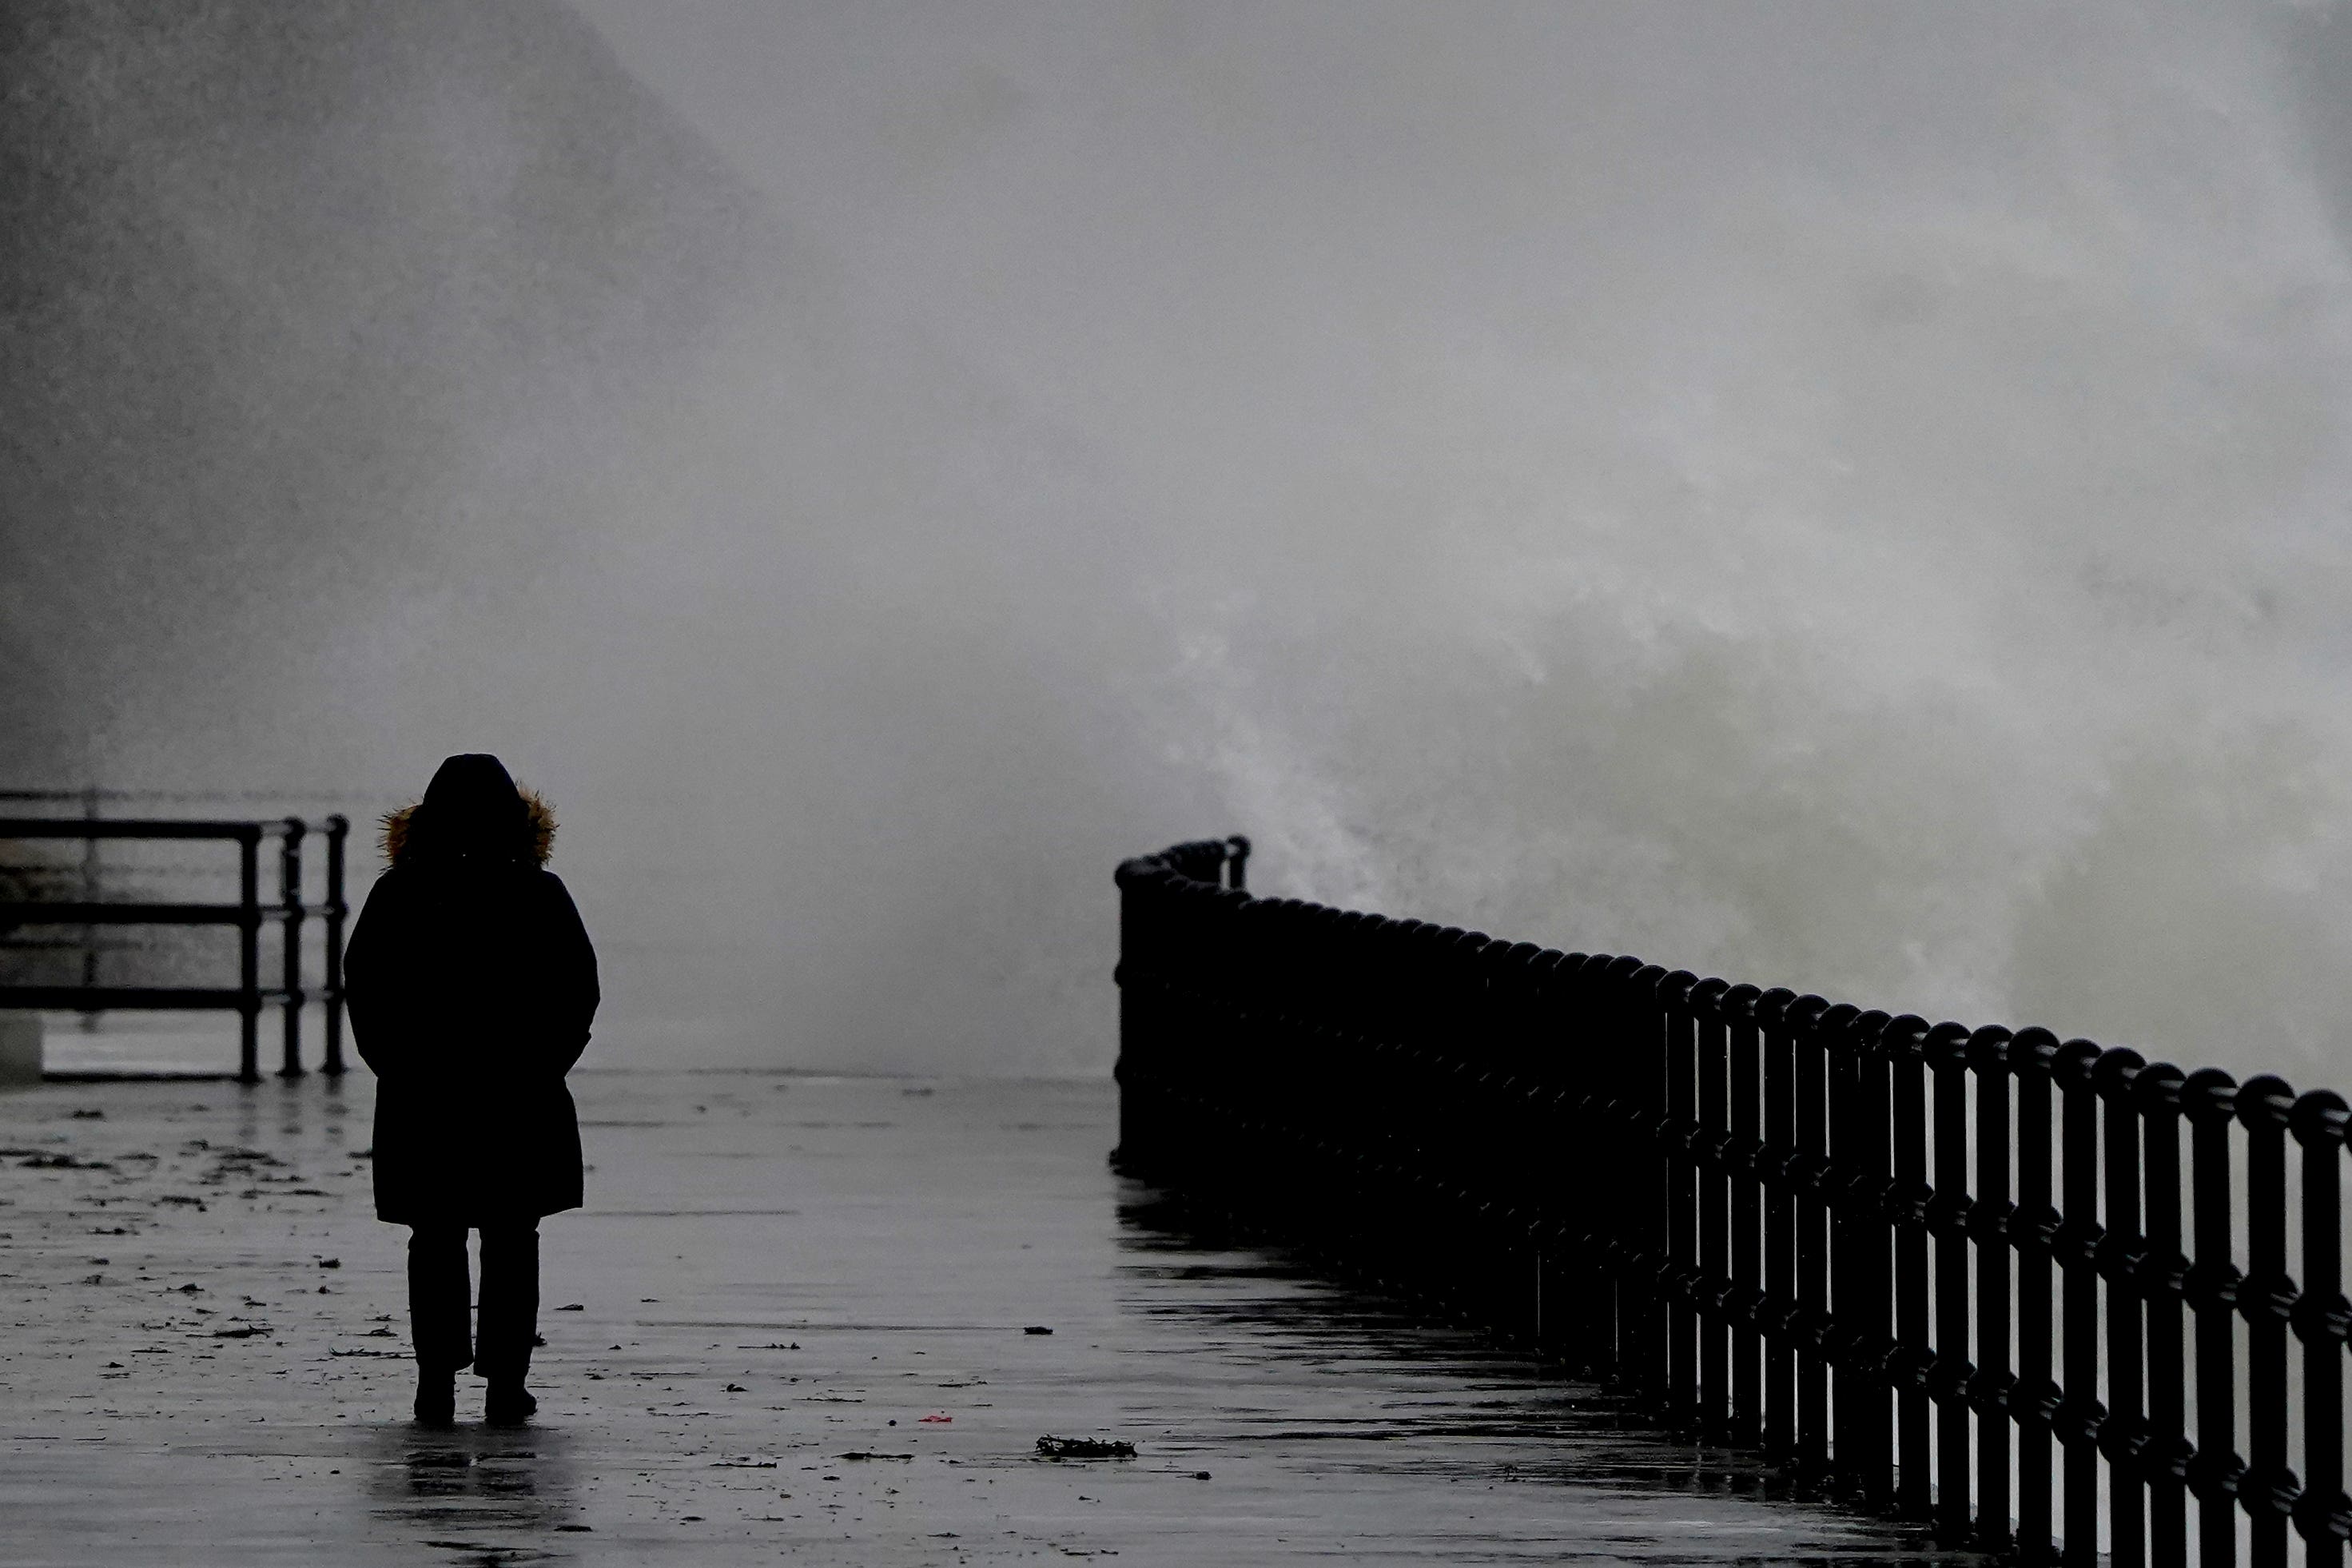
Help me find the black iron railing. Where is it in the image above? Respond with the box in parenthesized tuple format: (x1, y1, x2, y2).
(1113, 836, 2352, 1567)
(0, 814, 351, 1081)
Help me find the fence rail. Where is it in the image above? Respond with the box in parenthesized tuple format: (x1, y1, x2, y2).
(1113, 835, 2352, 1567)
(0, 815, 350, 1081)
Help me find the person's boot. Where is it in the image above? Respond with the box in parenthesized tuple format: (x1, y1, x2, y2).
(414, 1370, 457, 1427)
(484, 1380, 537, 1427)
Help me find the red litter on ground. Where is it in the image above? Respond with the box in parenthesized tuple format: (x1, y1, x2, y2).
(917, 1413, 952, 1423)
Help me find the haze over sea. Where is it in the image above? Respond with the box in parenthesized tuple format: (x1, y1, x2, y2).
(12, 2, 2352, 1080)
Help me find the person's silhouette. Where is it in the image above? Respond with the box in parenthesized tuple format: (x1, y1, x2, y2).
(344, 754, 599, 1426)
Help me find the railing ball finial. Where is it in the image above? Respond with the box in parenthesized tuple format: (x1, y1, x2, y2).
(2183, 1065, 2239, 1123)
(1964, 1024, 2012, 1072)
(2091, 1045, 2145, 1100)
(1923, 1019, 1971, 1067)
(2052, 1038, 2103, 1088)
(2238, 1073, 2297, 1130)
(2290, 1087, 2350, 1148)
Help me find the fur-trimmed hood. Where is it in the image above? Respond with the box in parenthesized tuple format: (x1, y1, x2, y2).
(380, 786, 556, 868)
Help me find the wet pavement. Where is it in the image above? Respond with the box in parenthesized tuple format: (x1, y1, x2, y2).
(0, 1069, 1968, 1565)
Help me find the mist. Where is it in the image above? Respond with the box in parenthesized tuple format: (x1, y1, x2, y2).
(13, 1, 2352, 1078)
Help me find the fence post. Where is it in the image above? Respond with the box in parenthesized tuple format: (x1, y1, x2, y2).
(1568, 953, 1620, 1375)
(237, 828, 261, 1084)
(1693, 976, 1732, 1437)
(2134, 1063, 2189, 1568)
(1968, 1027, 2016, 1554)
(2012, 1027, 2061, 1564)
(1887, 1013, 1933, 1518)
(2183, 1067, 2243, 1567)
(1112, 859, 1153, 1172)
(1759, 985, 1798, 1463)
(1927, 1020, 1975, 1540)
(1821, 1002, 1866, 1497)
(323, 814, 348, 1074)
(1526, 945, 1572, 1362)
(1632, 961, 1676, 1403)
(1789, 993, 1834, 1477)
(2054, 1039, 2106, 1566)
(1726, 982, 1764, 1447)
(1660, 969, 1701, 1426)
(1593, 953, 1646, 1384)
(1853, 1009, 1897, 1511)
(2094, 1047, 2147, 1568)
(278, 818, 305, 1077)
(2239, 1073, 2299, 1566)
(78, 786, 99, 1007)
(2292, 1088, 2350, 1567)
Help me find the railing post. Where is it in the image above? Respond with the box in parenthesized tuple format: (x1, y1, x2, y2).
(1821, 1002, 1866, 1497)
(1888, 1013, 1933, 1518)
(237, 827, 260, 1084)
(1534, 951, 1582, 1371)
(2135, 1063, 2189, 1568)
(2094, 1047, 2147, 1568)
(1727, 983, 1764, 1447)
(1112, 858, 1166, 1174)
(323, 814, 348, 1074)
(2012, 1028, 2061, 1564)
(1693, 976, 1732, 1436)
(1927, 1020, 1975, 1540)
(1628, 961, 1674, 1403)
(2239, 1073, 2299, 1566)
(1968, 1028, 2016, 1554)
(2183, 1067, 2243, 1567)
(1660, 969, 1701, 1426)
(2054, 1040, 2106, 1566)
(1790, 993, 1834, 1477)
(78, 786, 100, 1010)
(1760, 986, 1798, 1463)
(1590, 953, 1644, 1383)
(278, 818, 305, 1078)
(1526, 945, 1572, 1363)
(1569, 953, 1621, 1375)
(1854, 1009, 1897, 1511)
(2293, 1089, 2350, 1568)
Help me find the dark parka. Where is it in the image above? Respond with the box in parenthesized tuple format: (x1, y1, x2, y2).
(344, 755, 599, 1226)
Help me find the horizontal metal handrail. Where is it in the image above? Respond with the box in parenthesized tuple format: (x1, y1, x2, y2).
(0, 900, 349, 925)
(0, 986, 290, 1009)
(0, 818, 273, 841)
(0, 901, 265, 926)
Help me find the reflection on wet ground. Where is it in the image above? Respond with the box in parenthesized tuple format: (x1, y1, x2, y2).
(364, 1424, 585, 1548)
(0, 1069, 1968, 1564)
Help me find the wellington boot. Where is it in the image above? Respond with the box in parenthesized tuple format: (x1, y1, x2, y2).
(484, 1383, 538, 1427)
(413, 1376, 457, 1428)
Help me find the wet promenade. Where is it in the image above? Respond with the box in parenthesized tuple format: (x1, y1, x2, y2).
(0, 1067, 1967, 1565)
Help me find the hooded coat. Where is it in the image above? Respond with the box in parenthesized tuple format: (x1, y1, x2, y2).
(344, 754, 599, 1225)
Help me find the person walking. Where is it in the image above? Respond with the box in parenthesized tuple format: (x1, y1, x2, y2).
(344, 754, 600, 1427)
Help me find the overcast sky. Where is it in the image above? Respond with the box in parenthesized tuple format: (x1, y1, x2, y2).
(18, 2, 2352, 1077)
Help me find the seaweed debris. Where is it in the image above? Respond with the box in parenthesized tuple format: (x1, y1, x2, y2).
(1036, 1435, 1136, 1459)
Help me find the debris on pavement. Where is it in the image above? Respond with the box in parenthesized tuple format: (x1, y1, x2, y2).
(1036, 1435, 1136, 1459)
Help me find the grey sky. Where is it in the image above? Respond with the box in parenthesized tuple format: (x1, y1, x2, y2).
(15, 2, 2352, 1076)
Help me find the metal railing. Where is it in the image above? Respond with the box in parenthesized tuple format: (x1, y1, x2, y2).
(0, 814, 350, 1081)
(1113, 835, 2352, 1567)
